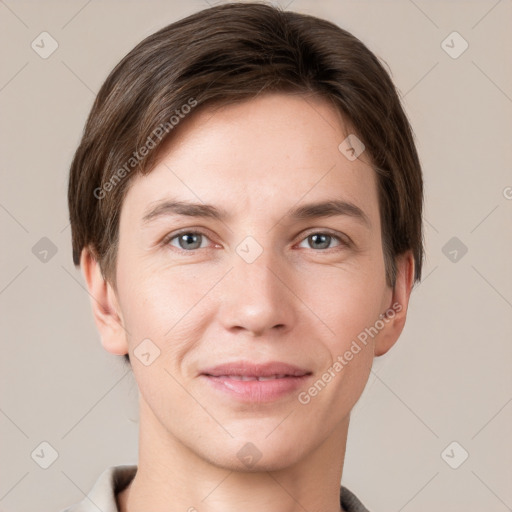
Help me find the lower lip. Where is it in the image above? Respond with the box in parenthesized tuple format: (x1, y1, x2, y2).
(201, 375, 311, 402)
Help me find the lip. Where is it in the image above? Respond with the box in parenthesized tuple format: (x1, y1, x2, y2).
(200, 361, 312, 403)
(201, 361, 311, 378)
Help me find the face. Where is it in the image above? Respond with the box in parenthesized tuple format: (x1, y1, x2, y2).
(90, 92, 411, 471)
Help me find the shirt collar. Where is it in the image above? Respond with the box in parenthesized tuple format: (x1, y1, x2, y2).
(65, 464, 369, 512)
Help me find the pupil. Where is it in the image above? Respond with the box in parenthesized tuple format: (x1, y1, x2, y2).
(311, 234, 330, 249)
(177, 234, 332, 250)
(180, 233, 201, 250)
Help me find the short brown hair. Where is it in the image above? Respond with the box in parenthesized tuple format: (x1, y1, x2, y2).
(68, 2, 424, 363)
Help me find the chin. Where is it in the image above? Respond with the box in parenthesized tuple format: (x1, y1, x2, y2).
(202, 433, 308, 473)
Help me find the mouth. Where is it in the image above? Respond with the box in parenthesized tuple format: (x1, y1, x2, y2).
(200, 361, 311, 378)
(206, 374, 302, 381)
(199, 361, 312, 402)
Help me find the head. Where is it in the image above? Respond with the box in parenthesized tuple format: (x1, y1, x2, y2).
(69, 2, 423, 470)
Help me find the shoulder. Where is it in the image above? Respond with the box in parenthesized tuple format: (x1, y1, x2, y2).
(58, 464, 137, 512)
(340, 485, 371, 512)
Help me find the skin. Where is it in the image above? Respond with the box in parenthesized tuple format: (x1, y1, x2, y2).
(81, 92, 414, 512)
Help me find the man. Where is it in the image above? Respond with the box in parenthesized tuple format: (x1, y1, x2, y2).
(63, 3, 423, 511)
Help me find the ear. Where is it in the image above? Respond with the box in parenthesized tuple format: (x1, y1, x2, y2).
(374, 251, 415, 357)
(79, 247, 129, 356)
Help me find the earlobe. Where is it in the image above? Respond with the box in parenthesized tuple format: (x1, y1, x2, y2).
(79, 248, 129, 356)
(374, 252, 415, 357)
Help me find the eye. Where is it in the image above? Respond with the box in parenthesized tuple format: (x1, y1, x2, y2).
(297, 232, 349, 250)
(165, 230, 211, 251)
(162, 229, 350, 253)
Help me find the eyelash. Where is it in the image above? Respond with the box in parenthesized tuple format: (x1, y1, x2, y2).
(161, 229, 352, 253)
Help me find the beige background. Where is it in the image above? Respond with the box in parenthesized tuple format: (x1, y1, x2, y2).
(1, 0, 511, 511)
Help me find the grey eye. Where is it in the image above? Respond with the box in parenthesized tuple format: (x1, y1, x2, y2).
(297, 233, 345, 250)
(310, 234, 330, 249)
(169, 232, 206, 250)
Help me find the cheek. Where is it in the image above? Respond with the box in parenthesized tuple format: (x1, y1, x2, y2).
(302, 276, 380, 417)
(115, 254, 220, 361)
(301, 255, 388, 346)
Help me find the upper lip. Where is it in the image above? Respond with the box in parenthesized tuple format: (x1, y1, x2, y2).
(200, 361, 311, 378)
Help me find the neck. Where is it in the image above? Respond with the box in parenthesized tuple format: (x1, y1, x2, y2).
(118, 397, 350, 512)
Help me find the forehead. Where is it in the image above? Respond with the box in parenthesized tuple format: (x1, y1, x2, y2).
(121, 92, 380, 229)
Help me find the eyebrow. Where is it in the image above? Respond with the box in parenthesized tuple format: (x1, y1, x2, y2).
(142, 198, 371, 228)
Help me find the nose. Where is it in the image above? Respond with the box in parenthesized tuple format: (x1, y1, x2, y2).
(217, 245, 298, 337)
